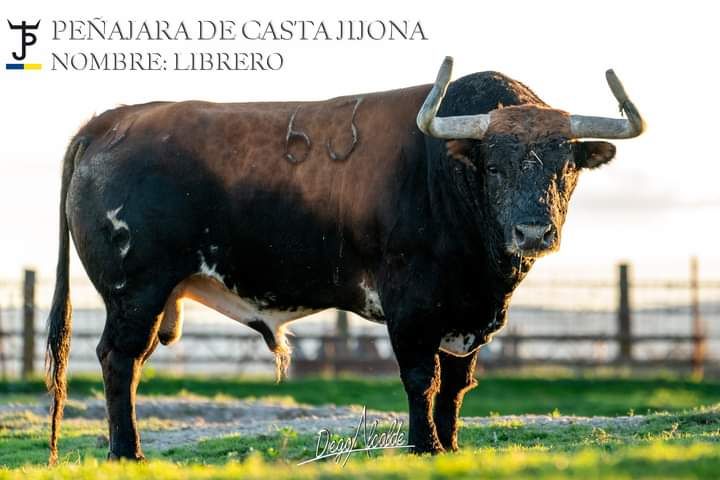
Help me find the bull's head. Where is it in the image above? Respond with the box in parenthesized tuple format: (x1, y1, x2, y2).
(417, 57, 644, 262)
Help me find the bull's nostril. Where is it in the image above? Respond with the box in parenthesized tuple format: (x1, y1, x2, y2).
(514, 226, 525, 244)
(543, 227, 555, 246)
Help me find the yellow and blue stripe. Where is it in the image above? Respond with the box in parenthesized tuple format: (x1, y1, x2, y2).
(6, 63, 42, 70)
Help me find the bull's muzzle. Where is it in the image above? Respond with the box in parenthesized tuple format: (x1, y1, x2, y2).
(512, 223, 557, 256)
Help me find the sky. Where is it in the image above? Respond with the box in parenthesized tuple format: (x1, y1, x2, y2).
(1, 0, 719, 292)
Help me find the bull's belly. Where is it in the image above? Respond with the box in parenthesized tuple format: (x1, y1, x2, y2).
(157, 275, 323, 347)
(158, 273, 386, 350)
(159, 273, 500, 361)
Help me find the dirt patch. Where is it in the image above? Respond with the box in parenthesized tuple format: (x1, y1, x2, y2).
(0, 395, 647, 452)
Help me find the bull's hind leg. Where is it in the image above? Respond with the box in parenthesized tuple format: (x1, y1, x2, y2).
(96, 290, 164, 460)
(433, 351, 478, 451)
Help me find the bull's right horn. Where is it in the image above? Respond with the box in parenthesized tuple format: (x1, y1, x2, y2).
(568, 69, 646, 139)
(416, 56, 491, 140)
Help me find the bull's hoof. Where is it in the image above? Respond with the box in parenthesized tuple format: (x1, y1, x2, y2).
(107, 451, 146, 461)
(437, 435, 460, 452)
(436, 434, 460, 452)
(409, 442, 445, 455)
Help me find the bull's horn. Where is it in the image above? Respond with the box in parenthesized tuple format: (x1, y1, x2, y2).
(416, 56, 491, 140)
(569, 69, 646, 139)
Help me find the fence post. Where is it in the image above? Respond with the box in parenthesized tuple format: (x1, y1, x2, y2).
(334, 310, 349, 375)
(690, 257, 706, 377)
(22, 269, 36, 379)
(617, 263, 632, 363)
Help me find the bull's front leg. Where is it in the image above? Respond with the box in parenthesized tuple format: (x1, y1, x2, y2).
(388, 328, 444, 454)
(433, 351, 478, 451)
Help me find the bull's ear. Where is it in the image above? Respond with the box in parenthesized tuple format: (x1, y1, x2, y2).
(445, 139, 476, 170)
(574, 141, 616, 169)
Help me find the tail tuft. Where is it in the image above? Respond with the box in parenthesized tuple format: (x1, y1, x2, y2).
(272, 325, 292, 382)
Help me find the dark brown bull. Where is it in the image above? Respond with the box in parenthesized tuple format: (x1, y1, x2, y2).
(46, 57, 644, 462)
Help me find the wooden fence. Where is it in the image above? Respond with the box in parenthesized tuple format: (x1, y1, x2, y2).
(0, 260, 717, 378)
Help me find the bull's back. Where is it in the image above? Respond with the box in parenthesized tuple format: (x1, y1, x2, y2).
(68, 86, 429, 306)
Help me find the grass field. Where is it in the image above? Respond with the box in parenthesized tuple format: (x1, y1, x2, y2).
(1, 373, 719, 478)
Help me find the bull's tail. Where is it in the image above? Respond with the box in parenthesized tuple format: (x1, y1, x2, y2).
(46, 137, 86, 465)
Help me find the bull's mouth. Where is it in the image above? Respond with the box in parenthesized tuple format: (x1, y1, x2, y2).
(504, 244, 559, 259)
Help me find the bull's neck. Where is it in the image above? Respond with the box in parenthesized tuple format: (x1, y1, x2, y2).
(425, 142, 532, 295)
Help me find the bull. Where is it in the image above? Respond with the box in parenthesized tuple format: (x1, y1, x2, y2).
(46, 56, 644, 462)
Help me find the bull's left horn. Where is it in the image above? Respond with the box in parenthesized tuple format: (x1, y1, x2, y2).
(416, 56, 491, 140)
(569, 69, 646, 139)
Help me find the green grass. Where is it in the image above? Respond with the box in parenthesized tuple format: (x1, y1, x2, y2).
(158, 405, 720, 465)
(3, 373, 719, 416)
(1, 408, 719, 478)
(1, 374, 720, 478)
(1, 443, 720, 479)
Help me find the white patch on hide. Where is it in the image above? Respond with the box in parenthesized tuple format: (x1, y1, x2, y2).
(197, 251, 225, 284)
(439, 332, 477, 357)
(106, 205, 131, 257)
(252, 297, 270, 309)
(359, 280, 384, 320)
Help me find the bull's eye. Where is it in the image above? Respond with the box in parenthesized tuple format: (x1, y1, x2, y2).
(487, 165, 500, 175)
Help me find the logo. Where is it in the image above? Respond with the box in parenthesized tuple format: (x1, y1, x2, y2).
(6, 20, 41, 70)
(297, 406, 412, 466)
